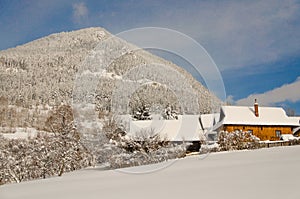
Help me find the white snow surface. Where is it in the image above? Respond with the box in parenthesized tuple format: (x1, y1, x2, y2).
(280, 134, 299, 141)
(1, 128, 38, 139)
(128, 115, 203, 141)
(1, 146, 300, 199)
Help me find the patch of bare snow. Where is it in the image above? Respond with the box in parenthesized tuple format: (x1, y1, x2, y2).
(1, 128, 39, 139)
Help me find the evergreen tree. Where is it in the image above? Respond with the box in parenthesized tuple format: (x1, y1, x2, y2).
(163, 104, 178, 120)
(132, 104, 152, 120)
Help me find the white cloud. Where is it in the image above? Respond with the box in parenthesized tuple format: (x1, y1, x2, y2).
(237, 77, 300, 106)
(2, 0, 299, 71)
(110, 0, 300, 70)
(72, 2, 89, 25)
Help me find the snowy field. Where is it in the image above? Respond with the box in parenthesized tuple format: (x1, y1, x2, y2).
(1, 146, 300, 199)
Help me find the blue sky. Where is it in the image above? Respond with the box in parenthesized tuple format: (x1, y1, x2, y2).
(0, 0, 300, 114)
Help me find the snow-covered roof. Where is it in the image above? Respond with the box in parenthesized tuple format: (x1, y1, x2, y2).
(199, 113, 220, 129)
(291, 116, 300, 123)
(127, 115, 203, 141)
(219, 106, 300, 126)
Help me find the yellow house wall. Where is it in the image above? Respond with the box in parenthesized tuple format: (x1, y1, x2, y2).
(223, 125, 293, 141)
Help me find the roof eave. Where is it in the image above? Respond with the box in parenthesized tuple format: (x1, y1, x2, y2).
(222, 123, 299, 127)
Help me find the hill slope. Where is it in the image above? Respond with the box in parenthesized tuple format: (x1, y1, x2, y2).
(0, 27, 220, 128)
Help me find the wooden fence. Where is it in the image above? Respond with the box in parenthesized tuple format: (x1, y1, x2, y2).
(259, 139, 300, 148)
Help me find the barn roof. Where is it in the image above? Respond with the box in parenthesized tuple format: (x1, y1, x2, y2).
(199, 113, 220, 129)
(127, 115, 203, 141)
(219, 106, 300, 126)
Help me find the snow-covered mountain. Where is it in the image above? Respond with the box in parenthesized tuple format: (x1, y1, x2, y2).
(0, 27, 221, 128)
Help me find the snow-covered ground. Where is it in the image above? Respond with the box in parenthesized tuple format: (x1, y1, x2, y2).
(1, 128, 38, 139)
(1, 146, 300, 199)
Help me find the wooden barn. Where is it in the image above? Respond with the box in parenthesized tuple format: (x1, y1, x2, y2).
(214, 100, 300, 141)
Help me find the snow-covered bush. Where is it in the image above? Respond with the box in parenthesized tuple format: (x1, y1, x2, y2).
(108, 144, 186, 169)
(100, 117, 186, 169)
(0, 105, 95, 185)
(199, 143, 220, 154)
(218, 130, 260, 151)
(0, 131, 94, 185)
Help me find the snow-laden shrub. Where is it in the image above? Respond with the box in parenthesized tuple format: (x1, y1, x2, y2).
(289, 138, 300, 146)
(218, 130, 260, 151)
(199, 143, 220, 154)
(99, 117, 186, 169)
(0, 104, 96, 186)
(105, 132, 186, 169)
(108, 144, 186, 169)
(0, 132, 94, 185)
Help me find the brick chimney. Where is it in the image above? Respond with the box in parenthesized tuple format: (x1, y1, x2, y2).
(254, 99, 259, 117)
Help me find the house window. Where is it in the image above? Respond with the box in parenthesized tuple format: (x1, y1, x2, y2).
(261, 127, 263, 130)
(275, 130, 281, 137)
